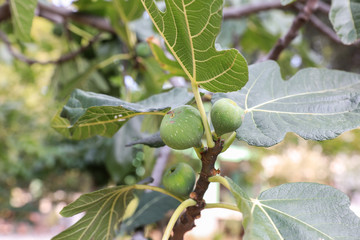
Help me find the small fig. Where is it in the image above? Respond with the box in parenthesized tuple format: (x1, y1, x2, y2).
(135, 42, 151, 58)
(160, 105, 204, 150)
(211, 98, 244, 136)
(162, 162, 196, 197)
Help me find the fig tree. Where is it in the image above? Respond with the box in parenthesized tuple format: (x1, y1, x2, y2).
(211, 98, 244, 136)
(162, 162, 196, 197)
(160, 105, 204, 150)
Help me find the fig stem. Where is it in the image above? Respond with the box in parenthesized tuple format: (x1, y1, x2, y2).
(222, 132, 237, 152)
(208, 175, 231, 190)
(205, 203, 240, 212)
(193, 147, 202, 159)
(191, 81, 215, 148)
(162, 199, 197, 240)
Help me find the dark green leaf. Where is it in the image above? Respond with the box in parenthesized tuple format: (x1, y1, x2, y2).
(52, 88, 193, 140)
(141, 0, 248, 92)
(9, 0, 37, 41)
(226, 178, 360, 240)
(120, 191, 180, 234)
(330, 0, 360, 44)
(126, 131, 165, 148)
(214, 61, 360, 147)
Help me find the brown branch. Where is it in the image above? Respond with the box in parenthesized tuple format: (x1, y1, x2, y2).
(0, 3, 10, 22)
(0, 30, 102, 65)
(223, 1, 286, 20)
(171, 139, 223, 240)
(0, 2, 115, 33)
(309, 15, 360, 46)
(263, 0, 319, 61)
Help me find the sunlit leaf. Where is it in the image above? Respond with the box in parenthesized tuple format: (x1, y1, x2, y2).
(9, 0, 37, 41)
(330, 0, 360, 44)
(52, 88, 194, 140)
(147, 37, 187, 77)
(141, 0, 248, 92)
(213, 61, 360, 147)
(225, 177, 360, 240)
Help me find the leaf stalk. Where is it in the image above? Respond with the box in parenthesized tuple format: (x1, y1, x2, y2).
(191, 81, 215, 148)
(162, 199, 196, 240)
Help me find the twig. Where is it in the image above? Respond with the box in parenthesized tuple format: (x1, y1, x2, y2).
(309, 15, 360, 46)
(171, 139, 223, 240)
(263, 0, 319, 61)
(223, 1, 286, 20)
(0, 30, 102, 65)
(0, 2, 115, 33)
(0, 3, 10, 22)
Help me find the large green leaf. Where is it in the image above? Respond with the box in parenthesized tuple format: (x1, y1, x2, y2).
(329, 0, 360, 44)
(52, 88, 194, 140)
(225, 177, 360, 240)
(52, 186, 135, 240)
(213, 61, 360, 147)
(52, 185, 180, 240)
(141, 0, 248, 92)
(9, 0, 37, 42)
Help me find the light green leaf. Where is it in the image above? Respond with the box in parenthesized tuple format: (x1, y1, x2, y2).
(213, 61, 360, 147)
(225, 178, 360, 240)
(280, 0, 297, 5)
(141, 0, 248, 92)
(9, 0, 37, 42)
(52, 88, 194, 140)
(109, 0, 144, 48)
(329, 0, 360, 44)
(147, 37, 187, 77)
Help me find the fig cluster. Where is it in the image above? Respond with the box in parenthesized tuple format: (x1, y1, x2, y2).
(159, 98, 244, 150)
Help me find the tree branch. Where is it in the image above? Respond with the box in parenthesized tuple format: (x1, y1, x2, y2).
(0, 2, 115, 33)
(0, 30, 102, 65)
(309, 15, 360, 46)
(171, 139, 223, 240)
(263, 0, 319, 61)
(223, 1, 286, 20)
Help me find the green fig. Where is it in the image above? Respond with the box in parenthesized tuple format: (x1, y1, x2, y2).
(160, 105, 204, 150)
(211, 98, 244, 136)
(162, 162, 196, 197)
(135, 42, 152, 58)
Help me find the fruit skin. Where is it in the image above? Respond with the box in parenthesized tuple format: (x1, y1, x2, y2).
(135, 42, 152, 58)
(162, 162, 196, 197)
(210, 98, 244, 136)
(160, 105, 204, 150)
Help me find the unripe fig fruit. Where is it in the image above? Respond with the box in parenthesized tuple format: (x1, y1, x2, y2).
(160, 105, 204, 150)
(162, 162, 196, 197)
(135, 42, 151, 58)
(211, 98, 244, 136)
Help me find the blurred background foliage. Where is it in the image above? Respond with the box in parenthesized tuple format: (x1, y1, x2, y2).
(1, 0, 360, 238)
